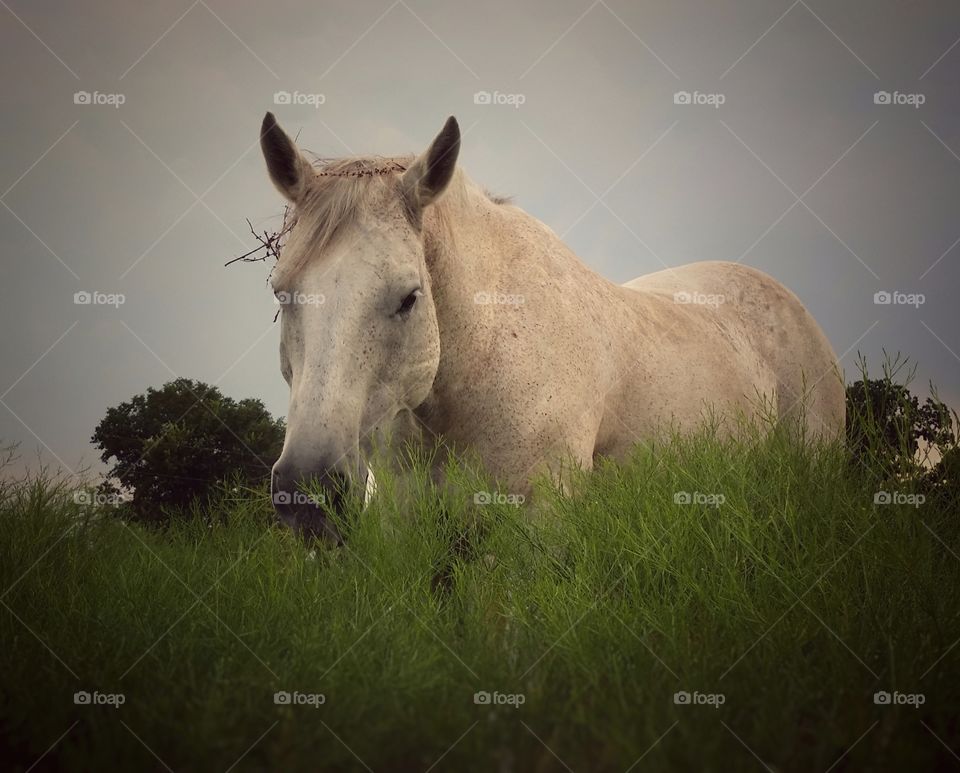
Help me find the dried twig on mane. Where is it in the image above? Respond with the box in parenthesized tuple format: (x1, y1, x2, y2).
(225, 207, 295, 322)
(224, 206, 294, 268)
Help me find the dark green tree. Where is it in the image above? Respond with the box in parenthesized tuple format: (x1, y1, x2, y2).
(92, 379, 284, 520)
(845, 354, 957, 502)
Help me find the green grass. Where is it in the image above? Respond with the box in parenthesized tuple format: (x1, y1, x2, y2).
(1, 426, 958, 771)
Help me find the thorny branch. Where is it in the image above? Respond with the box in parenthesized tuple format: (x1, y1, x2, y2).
(225, 206, 294, 321)
(224, 206, 294, 268)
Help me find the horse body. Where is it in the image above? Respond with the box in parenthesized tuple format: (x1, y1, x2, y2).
(258, 113, 844, 537)
(413, 188, 843, 494)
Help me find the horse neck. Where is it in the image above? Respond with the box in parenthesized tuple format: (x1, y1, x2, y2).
(422, 177, 605, 319)
(422, 181, 496, 305)
(419, 178, 606, 412)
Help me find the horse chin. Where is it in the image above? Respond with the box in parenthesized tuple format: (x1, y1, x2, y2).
(277, 507, 343, 547)
(299, 519, 343, 547)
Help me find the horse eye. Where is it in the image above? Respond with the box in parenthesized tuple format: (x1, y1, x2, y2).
(395, 289, 422, 318)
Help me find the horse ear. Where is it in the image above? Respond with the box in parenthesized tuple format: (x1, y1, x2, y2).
(403, 116, 460, 213)
(260, 112, 312, 202)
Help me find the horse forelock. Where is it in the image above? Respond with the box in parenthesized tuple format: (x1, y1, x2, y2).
(272, 155, 488, 289)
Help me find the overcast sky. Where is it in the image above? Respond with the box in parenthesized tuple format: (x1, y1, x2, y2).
(1, 0, 959, 479)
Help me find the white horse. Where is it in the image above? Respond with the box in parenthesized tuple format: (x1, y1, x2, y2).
(260, 113, 844, 540)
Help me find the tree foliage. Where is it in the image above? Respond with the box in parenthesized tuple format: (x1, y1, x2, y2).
(845, 353, 957, 504)
(92, 379, 284, 520)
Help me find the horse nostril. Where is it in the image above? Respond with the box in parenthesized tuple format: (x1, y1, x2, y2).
(270, 462, 356, 545)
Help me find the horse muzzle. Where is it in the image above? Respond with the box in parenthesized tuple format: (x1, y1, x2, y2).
(271, 460, 361, 544)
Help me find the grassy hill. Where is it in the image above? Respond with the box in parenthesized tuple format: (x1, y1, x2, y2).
(1, 425, 958, 771)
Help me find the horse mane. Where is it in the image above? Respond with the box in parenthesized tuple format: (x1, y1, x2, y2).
(272, 154, 503, 287)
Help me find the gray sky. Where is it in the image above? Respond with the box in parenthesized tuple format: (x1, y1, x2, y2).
(1, 0, 959, 479)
